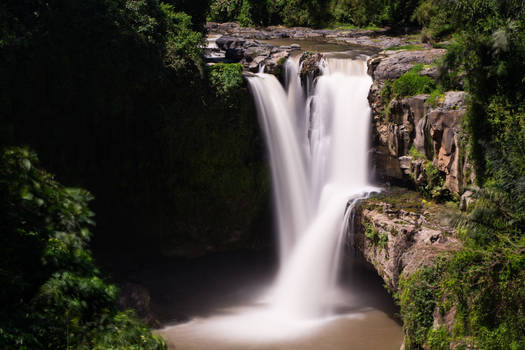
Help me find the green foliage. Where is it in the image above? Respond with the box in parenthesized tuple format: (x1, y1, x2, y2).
(442, 243, 525, 349)
(419, 161, 451, 202)
(380, 80, 393, 104)
(364, 222, 389, 250)
(427, 326, 451, 350)
(391, 64, 435, 98)
(0, 0, 268, 259)
(208, 63, 244, 100)
(385, 44, 426, 51)
(207, 0, 428, 28)
(209, 0, 247, 24)
(426, 86, 445, 107)
(409, 145, 426, 160)
(397, 4, 525, 348)
(0, 148, 166, 350)
(162, 4, 204, 74)
(397, 264, 443, 349)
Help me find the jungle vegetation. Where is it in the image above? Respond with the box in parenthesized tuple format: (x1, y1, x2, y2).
(1, 0, 524, 349)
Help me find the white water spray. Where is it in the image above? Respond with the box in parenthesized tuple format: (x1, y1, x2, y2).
(248, 56, 376, 319)
(160, 55, 386, 347)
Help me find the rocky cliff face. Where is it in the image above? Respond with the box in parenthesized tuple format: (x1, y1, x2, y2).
(353, 190, 460, 293)
(367, 50, 475, 198)
(352, 189, 461, 349)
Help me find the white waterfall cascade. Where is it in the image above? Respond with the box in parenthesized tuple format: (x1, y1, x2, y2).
(248, 56, 377, 319)
(160, 55, 386, 346)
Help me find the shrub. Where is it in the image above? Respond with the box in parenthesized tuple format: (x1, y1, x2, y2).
(0, 147, 166, 350)
(208, 63, 244, 100)
(162, 4, 204, 74)
(391, 64, 435, 98)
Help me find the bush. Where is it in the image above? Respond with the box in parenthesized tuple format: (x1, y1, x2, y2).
(208, 63, 244, 100)
(162, 4, 204, 74)
(397, 264, 442, 349)
(391, 64, 435, 98)
(0, 147, 166, 350)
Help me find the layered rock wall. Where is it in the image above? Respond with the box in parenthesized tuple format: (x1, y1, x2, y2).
(352, 190, 461, 349)
(367, 50, 475, 196)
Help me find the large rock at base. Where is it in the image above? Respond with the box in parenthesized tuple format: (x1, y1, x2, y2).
(118, 282, 159, 327)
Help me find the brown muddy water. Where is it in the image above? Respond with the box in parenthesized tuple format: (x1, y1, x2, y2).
(153, 252, 403, 350)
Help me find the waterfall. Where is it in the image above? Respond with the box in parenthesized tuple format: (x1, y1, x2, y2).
(158, 55, 405, 349)
(247, 55, 376, 319)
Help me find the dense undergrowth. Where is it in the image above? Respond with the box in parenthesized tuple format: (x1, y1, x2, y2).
(1, 0, 525, 349)
(1, 0, 268, 258)
(391, 2, 525, 349)
(0, 148, 166, 349)
(1, 0, 266, 348)
(207, 0, 422, 28)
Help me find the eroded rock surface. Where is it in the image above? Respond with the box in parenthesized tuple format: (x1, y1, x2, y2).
(353, 191, 460, 292)
(213, 35, 293, 74)
(352, 190, 462, 349)
(368, 50, 475, 195)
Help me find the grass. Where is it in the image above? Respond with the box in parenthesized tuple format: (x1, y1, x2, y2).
(386, 44, 425, 51)
(329, 22, 383, 31)
(391, 64, 435, 98)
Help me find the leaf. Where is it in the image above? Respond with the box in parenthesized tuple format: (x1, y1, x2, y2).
(21, 158, 32, 171)
(21, 187, 34, 201)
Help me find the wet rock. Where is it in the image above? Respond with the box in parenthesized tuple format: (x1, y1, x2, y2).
(207, 22, 410, 50)
(119, 282, 159, 327)
(225, 47, 245, 61)
(299, 52, 324, 81)
(262, 50, 290, 75)
(215, 36, 246, 50)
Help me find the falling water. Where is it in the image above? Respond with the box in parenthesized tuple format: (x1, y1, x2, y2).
(159, 54, 401, 349)
(248, 56, 376, 319)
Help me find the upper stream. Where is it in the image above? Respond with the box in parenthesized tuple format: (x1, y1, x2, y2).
(159, 51, 403, 349)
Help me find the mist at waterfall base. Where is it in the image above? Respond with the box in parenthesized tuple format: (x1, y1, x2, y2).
(159, 56, 403, 349)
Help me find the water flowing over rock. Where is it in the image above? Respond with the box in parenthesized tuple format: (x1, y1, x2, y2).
(248, 56, 377, 319)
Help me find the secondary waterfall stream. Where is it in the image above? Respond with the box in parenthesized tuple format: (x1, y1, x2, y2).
(160, 54, 403, 349)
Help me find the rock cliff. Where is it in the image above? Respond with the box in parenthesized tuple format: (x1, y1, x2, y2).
(367, 50, 475, 198)
(352, 189, 461, 349)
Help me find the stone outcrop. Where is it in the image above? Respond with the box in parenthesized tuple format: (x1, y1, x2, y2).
(207, 22, 426, 51)
(367, 50, 475, 195)
(368, 49, 445, 81)
(352, 190, 461, 349)
(213, 35, 294, 74)
(353, 191, 460, 292)
(118, 282, 159, 327)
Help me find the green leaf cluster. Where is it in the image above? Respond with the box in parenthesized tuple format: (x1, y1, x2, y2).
(208, 63, 244, 100)
(391, 64, 435, 98)
(0, 148, 166, 350)
(207, 0, 426, 28)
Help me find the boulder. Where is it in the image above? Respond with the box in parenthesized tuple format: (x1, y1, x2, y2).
(118, 282, 158, 327)
(371, 49, 446, 81)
